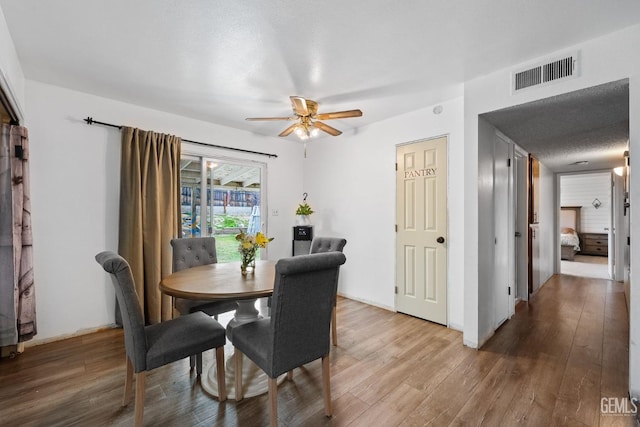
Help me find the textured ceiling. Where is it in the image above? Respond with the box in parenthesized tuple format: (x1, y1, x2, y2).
(482, 80, 629, 173)
(1, 0, 639, 163)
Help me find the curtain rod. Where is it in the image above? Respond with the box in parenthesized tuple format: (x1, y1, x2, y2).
(83, 117, 278, 158)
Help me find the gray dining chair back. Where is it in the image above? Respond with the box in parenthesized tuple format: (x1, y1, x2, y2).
(171, 237, 238, 371)
(309, 237, 347, 254)
(172, 236, 218, 270)
(229, 251, 346, 426)
(171, 237, 238, 316)
(98, 252, 147, 369)
(269, 253, 344, 374)
(309, 236, 346, 346)
(96, 251, 227, 427)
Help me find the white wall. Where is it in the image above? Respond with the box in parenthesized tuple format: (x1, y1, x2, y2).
(0, 5, 24, 118)
(303, 96, 465, 330)
(475, 117, 497, 339)
(629, 74, 640, 400)
(560, 172, 611, 233)
(23, 80, 304, 342)
(465, 23, 640, 397)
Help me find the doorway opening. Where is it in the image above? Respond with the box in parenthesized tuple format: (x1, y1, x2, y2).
(559, 172, 612, 280)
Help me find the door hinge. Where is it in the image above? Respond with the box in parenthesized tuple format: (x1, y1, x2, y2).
(395, 162, 398, 171)
(395, 286, 398, 294)
(395, 224, 398, 232)
(508, 286, 511, 295)
(507, 158, 511, 167)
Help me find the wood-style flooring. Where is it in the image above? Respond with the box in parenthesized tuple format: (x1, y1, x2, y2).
(0, 274, 635, 426)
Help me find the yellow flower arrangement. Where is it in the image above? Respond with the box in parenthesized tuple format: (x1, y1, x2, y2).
(236, 231, 274, 275)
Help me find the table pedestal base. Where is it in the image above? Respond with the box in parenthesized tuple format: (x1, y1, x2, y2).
(201, 298, 284, 400)
(201, 344, 286, 400)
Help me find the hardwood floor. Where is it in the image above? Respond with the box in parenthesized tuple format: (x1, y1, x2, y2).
(0, 274, 635, 426)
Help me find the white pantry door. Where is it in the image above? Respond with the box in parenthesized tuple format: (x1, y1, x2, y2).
(396, 136, 447, 325)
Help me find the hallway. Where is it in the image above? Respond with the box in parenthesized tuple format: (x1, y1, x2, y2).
(483, 274, 631, 425)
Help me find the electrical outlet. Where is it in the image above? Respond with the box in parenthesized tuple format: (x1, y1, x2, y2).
(272, 209, 279, 216)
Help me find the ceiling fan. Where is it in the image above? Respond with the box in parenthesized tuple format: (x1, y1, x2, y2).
(246, 96, 363, 140)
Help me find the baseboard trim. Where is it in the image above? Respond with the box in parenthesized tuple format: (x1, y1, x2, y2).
(23, 324, 119, 348)
(337, 292, 395, 312)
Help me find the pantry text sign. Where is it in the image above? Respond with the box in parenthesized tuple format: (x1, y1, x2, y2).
(404, 168, 437, 179)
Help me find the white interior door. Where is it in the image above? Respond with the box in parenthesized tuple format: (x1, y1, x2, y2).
(396, 136, 447, 325)
(494, 135, 511, 327)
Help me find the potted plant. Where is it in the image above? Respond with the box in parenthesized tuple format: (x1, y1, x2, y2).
(295, 202, 314, 226)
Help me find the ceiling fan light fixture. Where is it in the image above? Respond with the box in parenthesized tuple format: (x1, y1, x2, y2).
(294, 124, 310, 140)
(246, 96, 362, 139)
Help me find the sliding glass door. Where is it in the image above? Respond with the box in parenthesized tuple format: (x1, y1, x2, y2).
(180, 155, 265, 263)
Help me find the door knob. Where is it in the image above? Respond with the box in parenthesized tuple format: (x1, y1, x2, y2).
(436, 236, 445, 244)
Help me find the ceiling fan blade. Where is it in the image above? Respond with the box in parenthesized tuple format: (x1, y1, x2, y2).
(279, 123, 298, 137)
(315, 109, 363, 120)
(314, 121, 342, 136)
(245, 117, 295, 121)
(290, 96, 310, 116)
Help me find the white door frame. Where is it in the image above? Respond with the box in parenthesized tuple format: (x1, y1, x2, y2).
(514, 145, 529, 302)
(494, 130, 517, 326)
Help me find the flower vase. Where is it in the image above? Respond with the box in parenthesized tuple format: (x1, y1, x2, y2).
(241, 251, 256, 276)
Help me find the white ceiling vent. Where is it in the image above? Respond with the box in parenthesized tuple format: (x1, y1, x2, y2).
(512, 51, 579, 93)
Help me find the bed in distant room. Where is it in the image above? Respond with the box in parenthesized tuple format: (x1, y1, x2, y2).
(560, 206, 581, 261)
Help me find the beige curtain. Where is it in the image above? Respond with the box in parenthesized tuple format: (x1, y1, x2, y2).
(118, 127, 181, 324)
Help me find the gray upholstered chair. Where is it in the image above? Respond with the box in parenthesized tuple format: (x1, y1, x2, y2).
(229, 252, 346, 427)
(309, 237, 347, 346)
(171, 237, 238, 370)
(95, 251, 227, 427)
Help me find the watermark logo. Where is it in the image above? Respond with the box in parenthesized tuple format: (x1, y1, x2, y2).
(601, 397, 639, 416)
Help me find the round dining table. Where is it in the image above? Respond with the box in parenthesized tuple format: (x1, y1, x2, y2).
(160, 260, 283, 400)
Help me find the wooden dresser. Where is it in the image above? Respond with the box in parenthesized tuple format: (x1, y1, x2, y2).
(580, 233, 608, 256)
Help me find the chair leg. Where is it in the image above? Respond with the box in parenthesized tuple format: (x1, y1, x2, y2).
(287, 370, 293, 381)
(321, 355, 332, 417)
(331, 305, 338, 346)
(123, 356, 134, 406)
(134, 371, 146, 427)
(234, 348, 244, 401)
(268, 377, 278, 427)
(190, 354, 196, 370)
(215, 346, 227, 402)
(196, 353, 203, 375)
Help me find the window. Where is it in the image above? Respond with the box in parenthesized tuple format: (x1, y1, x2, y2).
(180, 154, 266, 263)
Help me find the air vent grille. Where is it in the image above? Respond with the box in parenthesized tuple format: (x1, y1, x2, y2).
(514, 67, 542, 91)
(512, 52, 579, 93)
